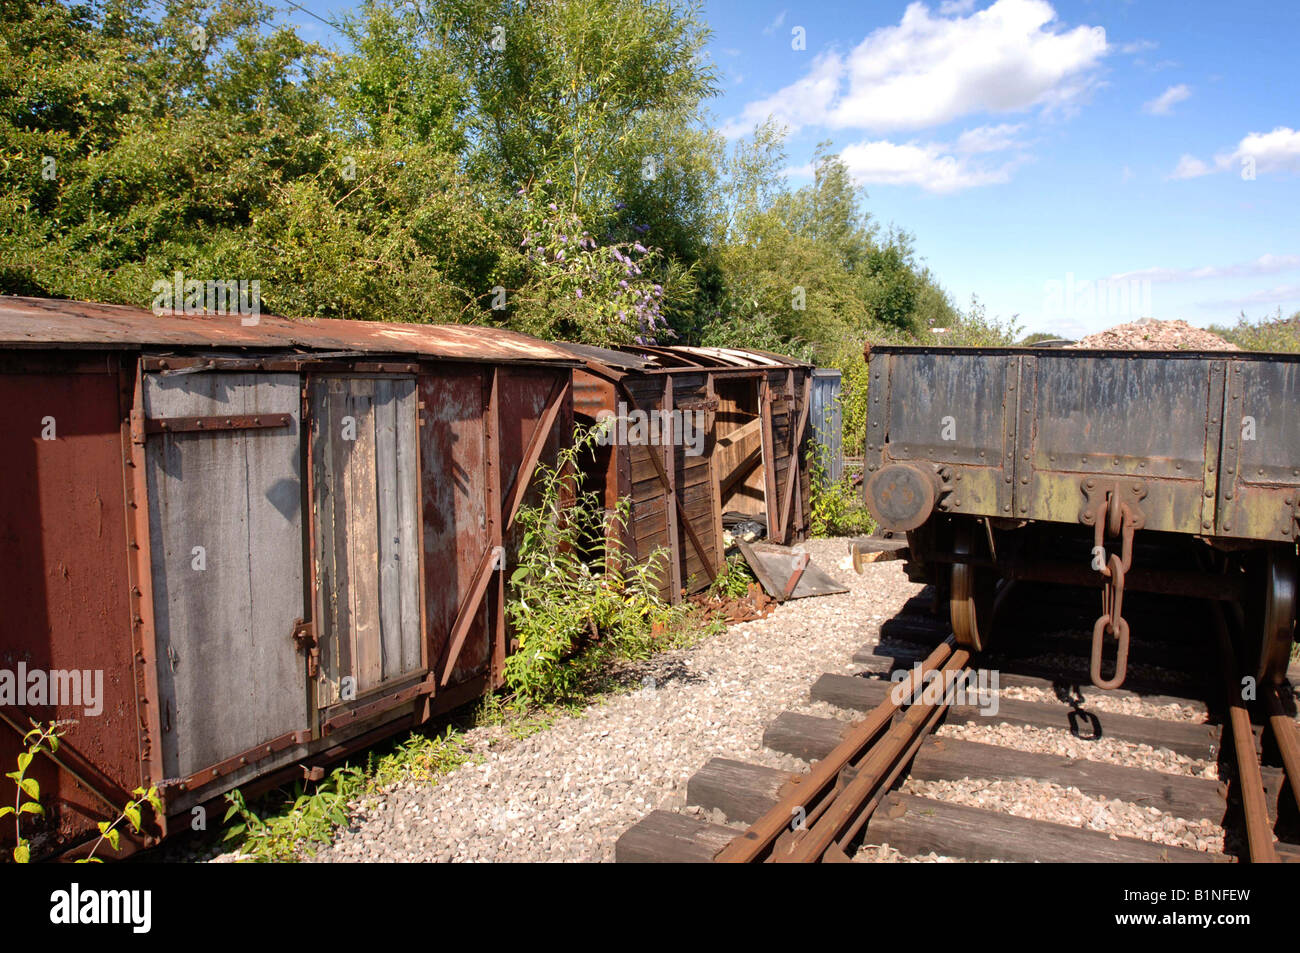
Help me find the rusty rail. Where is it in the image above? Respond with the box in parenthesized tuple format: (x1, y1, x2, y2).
(1266, 685, 1300, 820)
(1211, 605, 1278, 863)
(715, 636, 966, 863)
(777, 648, 971, 862)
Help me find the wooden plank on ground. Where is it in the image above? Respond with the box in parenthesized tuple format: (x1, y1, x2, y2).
(809, 674, 1222, 760)
(687, 758, 795, 825)
(763, 711, 851, 763)
(909, 736, 1227, 822)
(866, 793, 1227, 863)
(852, 643, 1210, 713)
(615, 810, 736, 863)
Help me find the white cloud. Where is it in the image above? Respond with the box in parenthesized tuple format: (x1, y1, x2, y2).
(938, 0, 976, 13)
(762, 10, 787, 35)
(1111, 254, 1300, 284)
(1232, 126, 1300, 174)
(954, 123, 1025, 153)
(790, 136, 1026, 194)
(723, 0, 1108, 137)
(1198, 284, 1300, 310)
(1167, 127, 1300, 179)
(1143, 83, 1190, 115)
(1118, 39, 1157, 54)
(1169, 154, 1212, 179)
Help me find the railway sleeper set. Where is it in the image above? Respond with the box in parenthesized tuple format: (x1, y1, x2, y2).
(619, 343, 1300, 863)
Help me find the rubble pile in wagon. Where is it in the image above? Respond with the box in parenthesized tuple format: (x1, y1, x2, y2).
(1071, 318, 1238, 351)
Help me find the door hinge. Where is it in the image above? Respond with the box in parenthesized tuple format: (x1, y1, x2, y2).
(292, 618, 319, 678)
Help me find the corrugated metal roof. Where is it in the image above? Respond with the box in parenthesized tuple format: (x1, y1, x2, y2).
(0, 296, 578, 364)
(554, 341, 808, 372)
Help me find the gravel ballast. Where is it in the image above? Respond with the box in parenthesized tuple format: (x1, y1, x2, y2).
(310, 538, 922, 862)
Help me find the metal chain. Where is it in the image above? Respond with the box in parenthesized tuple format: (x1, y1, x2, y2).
(1091, 492, 1134, 689)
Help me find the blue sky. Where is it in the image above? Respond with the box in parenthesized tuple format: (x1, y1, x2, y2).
(275, 0, 1299, 338)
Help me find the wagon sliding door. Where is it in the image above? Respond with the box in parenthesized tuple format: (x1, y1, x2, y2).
(143, 371, 308, 782)
(309, 376, 424, 710)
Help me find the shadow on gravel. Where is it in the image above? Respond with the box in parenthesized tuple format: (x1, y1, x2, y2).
(606, 655, 709, 693)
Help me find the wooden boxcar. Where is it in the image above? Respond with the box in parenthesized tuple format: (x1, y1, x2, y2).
(0, 296, 574, 858)
(556, 343, 813, 601)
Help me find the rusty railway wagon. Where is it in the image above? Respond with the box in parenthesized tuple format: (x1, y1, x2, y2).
(861, 344, 1300, 689)
(0, 295, 575, 859)
(555, 342, 813, 602)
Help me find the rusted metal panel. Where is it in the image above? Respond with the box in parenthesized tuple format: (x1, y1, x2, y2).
(878, 351, 1014, 522)
(1218, 359, 1300, 539)
(866, 345, 1300, 543)
(309, 376, 423, 704)
(143, 371, 309, 780)
(0, 295, 578, 365)
(419, 368, 491, 686)
(0, 363, 140, 853)
(1024, 353, 1218, 534)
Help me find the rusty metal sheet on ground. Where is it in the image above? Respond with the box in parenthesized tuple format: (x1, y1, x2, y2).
(736, 541, 848, 602)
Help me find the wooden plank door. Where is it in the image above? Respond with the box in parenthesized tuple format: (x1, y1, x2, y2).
(143, 371, 308, 779)
(309, 376, 423, 707)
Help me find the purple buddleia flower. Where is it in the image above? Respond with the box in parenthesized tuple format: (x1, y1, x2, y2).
(575, 288, 583, 298)
(548, 202, 557, 211)
(633, 243, 647, 254)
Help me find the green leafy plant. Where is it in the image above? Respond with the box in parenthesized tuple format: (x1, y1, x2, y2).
(223, 765, 364, 862)
(504, 421, 689, 705)
(709, 552, 756, 599)
(808, 445, 875, 538)
(2, 721, 63, 863)
(4, 719, 160, 862)
(78, 785, 164, 863)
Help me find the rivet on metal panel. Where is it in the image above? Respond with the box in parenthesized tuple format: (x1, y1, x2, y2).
(1204, 521, 1212, 529)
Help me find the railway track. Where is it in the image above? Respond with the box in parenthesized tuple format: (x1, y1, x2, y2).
(615, 586, 1300, 863)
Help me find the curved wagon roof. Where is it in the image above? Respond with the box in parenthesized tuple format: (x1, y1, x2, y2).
(0, 295, 578, 365)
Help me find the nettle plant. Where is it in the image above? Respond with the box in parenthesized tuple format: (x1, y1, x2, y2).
(505, 422, 685, 705)
(511, 185, 671, 347)
(4, 720, 161, 863)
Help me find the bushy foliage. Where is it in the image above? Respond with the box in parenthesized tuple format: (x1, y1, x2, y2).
(807, 443, 874, 538)
(504, 423, 688, 705)
(1210, 308, 1300, 352)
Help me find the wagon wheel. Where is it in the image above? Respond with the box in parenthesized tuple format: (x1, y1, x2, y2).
(1257, 547, 1297, 685)
(950, 521, 995, 652)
